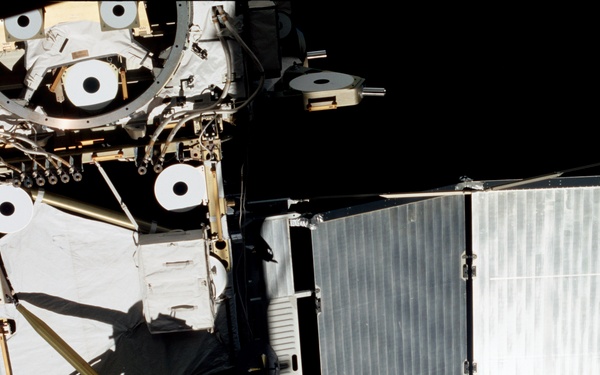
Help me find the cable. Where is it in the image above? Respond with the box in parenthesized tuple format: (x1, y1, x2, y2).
(93, 161, 140, 232)
(140, 110, 187, 170)
(216, 5, 265, 109)
(154, 8, 236, 165)
(143, 5, 266, 173)
(196, 118, 216, 152)
(156, 110, 211, 166)
(211, 7, 234, 103)
(0, 157, 20, 174)
(239, 163, 245, 230)
(0, 134, 72, 170)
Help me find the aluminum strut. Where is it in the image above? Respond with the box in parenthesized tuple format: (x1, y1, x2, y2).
(15, 303, 98, 375)
(93, 160, 140, 232)
(1, 319, 13, 375)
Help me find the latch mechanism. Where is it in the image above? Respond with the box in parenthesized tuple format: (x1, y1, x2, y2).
(463, 359, 477, 374)
(315, 286, 322, 314)
(461, 251, 477, 281)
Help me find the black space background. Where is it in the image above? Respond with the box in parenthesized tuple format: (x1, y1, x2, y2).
(245, 2, 598, 204)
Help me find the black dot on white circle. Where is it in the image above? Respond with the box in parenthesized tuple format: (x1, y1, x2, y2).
(1, 202, 15, 217)
(173, 182, 188, 196)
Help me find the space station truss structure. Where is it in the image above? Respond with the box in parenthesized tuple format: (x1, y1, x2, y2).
(306, 177, 600, 375)
(0, 2, 388, 374)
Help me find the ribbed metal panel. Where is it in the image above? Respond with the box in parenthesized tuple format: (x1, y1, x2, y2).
(311, 196, 467, 375)
(261, 214, 298, 298)
(261, 214, 303, 374)
(472, 187, 600, 374)
(267, 297, 303, 374)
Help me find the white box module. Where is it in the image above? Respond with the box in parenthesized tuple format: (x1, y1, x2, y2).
(137, 230, 215, 334)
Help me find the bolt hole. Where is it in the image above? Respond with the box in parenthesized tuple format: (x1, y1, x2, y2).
(314, 78, 330, 85)
(0, 202, 15, 217)
(17, 15, 30, 28)
(83, 77, 100, 93)
(173, 181, 188, 196)
(112, 5, 125, 17)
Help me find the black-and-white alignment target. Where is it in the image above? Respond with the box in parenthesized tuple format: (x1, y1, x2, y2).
(99, 1, 140, 30)
(210, 255, 228, 298)
(277, 11, 292, 39)
(3, 9, 44, 41)
(0, 185, 34, 233)
(154, 164, 207, 212)
(62, 60, 119, 111)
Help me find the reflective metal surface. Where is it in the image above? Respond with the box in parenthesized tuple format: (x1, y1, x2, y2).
(0, 2, 190, 130)
(311, 196, 467, 375)
(472, 187, 600, 374)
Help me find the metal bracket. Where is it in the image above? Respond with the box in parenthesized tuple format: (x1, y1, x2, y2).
(0, 268, 14, 305)
(463, 360, 478, 374)
(315, 286, 322, 314)
(461, 251, 477, 281)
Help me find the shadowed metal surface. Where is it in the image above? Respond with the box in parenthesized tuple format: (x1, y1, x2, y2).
(261, 213, 304, 374)
(311, 196, 467, 375)
(472, 187, 600, 374)
(261, 214, 299, 298)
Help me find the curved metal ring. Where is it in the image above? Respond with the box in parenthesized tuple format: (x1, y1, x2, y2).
(0, 2, 191, 131)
